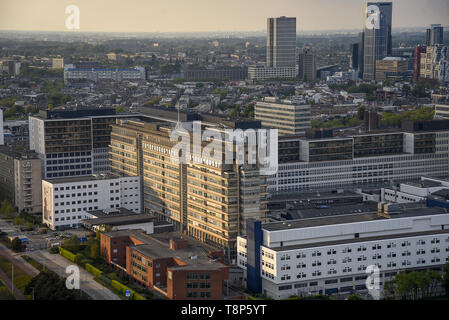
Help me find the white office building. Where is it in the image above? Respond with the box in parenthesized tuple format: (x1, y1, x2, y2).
(42, 174, 141, 230)
(238, 203, 449, 299)
(64, 64, 146, 83)
(248, 65, 298, 81)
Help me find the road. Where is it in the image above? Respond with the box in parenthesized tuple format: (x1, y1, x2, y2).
(27, 250, 120, 300)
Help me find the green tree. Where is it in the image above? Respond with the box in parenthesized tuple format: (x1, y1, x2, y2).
(443, 262, 449, 296)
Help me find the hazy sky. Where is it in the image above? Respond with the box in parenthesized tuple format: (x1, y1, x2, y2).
(0, 0, 448, 33)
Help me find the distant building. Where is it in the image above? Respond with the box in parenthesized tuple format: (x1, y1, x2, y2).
(0, 109, 4, 146)
(420, 45, 449, 83)
(426, 24, 444, 46)
(413, 45, 427, 82)
(52, 58, 64, 69)
(42, 174, 141, 230)
(0, 146, 42, 214)
(362, 2, 393, 80)
(63, 64, 145, 83)
(266, 16, 297, 68)
(435, 104, 449, 119)
(375, 57, 408, 81)
(298, 46, 317, 82)
(350, 43, 359, 70)
(183, 67, 247, 81)
(248, 65, 297, 81)
(364, 107, 381, 131)
(2, 60, 21, 76)
(255, 97, 311, 136)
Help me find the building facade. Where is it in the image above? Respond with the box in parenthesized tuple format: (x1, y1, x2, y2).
(298, 46, 317, 82)
(269, 120, 449, 194)
(362, 2, 393, 80)
(238, 204, 449, 299)
(254, 97, 311, 136)
(101, 230, 229, 300)
(29, 108, 134, 179)
(375, 57, 408, 81)
(42, 174, 141, 230)
(64, 64, 146, 83)
(426, 24, 444, 46)
(109, 118, 268, 261)
(420, 45, 449, 83)
(266, 16, 297, 68)
(248, 65, 298, 81)
(0, 146, 42, 214)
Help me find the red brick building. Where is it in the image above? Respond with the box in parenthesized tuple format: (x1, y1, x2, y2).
(100, 230, 229, 300)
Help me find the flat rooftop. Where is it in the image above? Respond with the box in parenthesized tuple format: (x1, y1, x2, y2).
(270, 229, 449, 251)
(264, 205, 447, 232)
(82, 214, 152, 227)
(44, 174, 139, 184)
(269, 190, 362, 203)
(104, 230, 225, 270)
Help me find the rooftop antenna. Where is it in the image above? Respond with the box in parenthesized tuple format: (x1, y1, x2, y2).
(174, 106, 182, 130)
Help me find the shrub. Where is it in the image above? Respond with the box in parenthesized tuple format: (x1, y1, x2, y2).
(49, 246, 59, 254)
(85, 263, 103, 278)
(58, 247, 76, 262)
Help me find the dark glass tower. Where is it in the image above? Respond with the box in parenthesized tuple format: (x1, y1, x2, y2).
(362, 2, 393, 81)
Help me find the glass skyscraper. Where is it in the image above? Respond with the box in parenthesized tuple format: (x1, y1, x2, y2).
(362, 2, 393, 80)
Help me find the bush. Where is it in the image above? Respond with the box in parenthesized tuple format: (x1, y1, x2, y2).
(111, 280, 146, 300)
(85, 263, 103, 278)
(58, 247, 76, 262)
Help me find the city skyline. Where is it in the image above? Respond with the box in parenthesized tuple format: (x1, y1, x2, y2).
(0, 0, 448, 33)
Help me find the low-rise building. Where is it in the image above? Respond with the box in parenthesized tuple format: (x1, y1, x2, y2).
(82, 208, 154, 233)
(100, 230, 229, 300)
(42, 174, 141, 230)
(248, 65, 298, 81)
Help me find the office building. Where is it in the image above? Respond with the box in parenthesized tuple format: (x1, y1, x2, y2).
(266, 16, 297, 68)
(362, 2, 393, 80)
(109, 116, 268, 261)
(29, 108, 134, 179)
(298, 46, 317, 82)
(52, 58, 64, 69)
(64, 64, 146, 83)
(375, 57, 408, 80)
(42, 174, 141, 230)
(426, 24, 444, 46)
(420, 45, 449, 83)
(0, 146, 42, 214)
(238, 202, 449, 299)
(1, 60, 21, 76)
(100, 230, 229, 299)
(435, 104, 449, 119)
(350, 43, 359, 70)
(248, 65, 298, 81)
(269, 120, 449, 194)
(183, 67, 248, 81)
(254, 97, 311, 136)
(413, 45, 427, 82)
(358, 32, 365, 78)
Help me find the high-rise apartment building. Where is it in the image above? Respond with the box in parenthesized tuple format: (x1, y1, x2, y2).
(266, 16, 297, 68)
(298, 46, 317, 82)
(109, 117, 268, 261)
(426, 24, 444, 46)
(350, 43, 359, 70)
(420, 45, 449, 83)
(254, 97, 311, 136)
(0, 145, 42, 214)
(362, 2, 393, 80)
(413, 45, 427, 82)
(29, 108, 135, 179)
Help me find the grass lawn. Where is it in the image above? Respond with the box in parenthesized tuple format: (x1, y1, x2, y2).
(0, 280, 15, 300)
(0, 255, 32, 299)
(22, 255, 45, 272)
